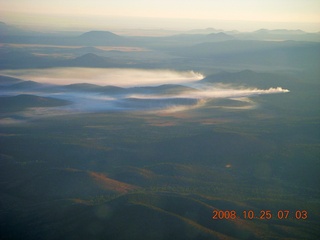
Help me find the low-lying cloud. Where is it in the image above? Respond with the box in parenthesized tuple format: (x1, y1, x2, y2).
(0, 68, 205, 87)
(127, 86, 289, 100)
(29, 85, 289, 115)
(0, 68, 290, 122)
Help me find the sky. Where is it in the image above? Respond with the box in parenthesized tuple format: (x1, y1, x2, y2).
(1, 0, 320, 32)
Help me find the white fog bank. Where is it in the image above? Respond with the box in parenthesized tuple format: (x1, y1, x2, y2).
(0, 68, 205, 87)
(0, 68, 291, 121)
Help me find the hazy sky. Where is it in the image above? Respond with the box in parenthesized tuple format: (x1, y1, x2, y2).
(1, 0, 319, 31)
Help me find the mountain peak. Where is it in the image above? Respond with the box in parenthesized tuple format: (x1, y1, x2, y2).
(206, 32, 234, 41)
(77, 31, 129, 46)
(76, 53, 102, 59)
(79, 31, 120, 39)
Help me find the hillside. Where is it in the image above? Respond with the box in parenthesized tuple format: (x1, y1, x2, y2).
(0, 94, 70, 112)
(75, 30, 136, 46)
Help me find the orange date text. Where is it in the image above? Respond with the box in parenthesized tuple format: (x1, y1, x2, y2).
(212, 210, 308, 220)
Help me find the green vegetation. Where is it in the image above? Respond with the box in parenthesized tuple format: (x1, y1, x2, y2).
(1, 98, 319, 239)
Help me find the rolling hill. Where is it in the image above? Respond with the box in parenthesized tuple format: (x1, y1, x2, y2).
(0, 94, 71, 112)
(0, 75, 24, 85)
(65, 53, 115, 67)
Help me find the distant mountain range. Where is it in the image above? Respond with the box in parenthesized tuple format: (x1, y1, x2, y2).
(0, 24, 135, 46)
(1, 21, 320, 70)
(1, 21, 319, 46)
(236, 28, 320, 41)
(159, 32, 235, 45)
(0, 51, 139, 69)
(1, 41, 319, 70)
(77, 31, 127, 46)
(0, 75, 198, 95)
(174, 40, 320, 69)
(206, 32, 235, 41)
(254, 29, 306, 35)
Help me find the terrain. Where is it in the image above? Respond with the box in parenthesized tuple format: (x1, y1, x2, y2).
(0, 22, 319, 239)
